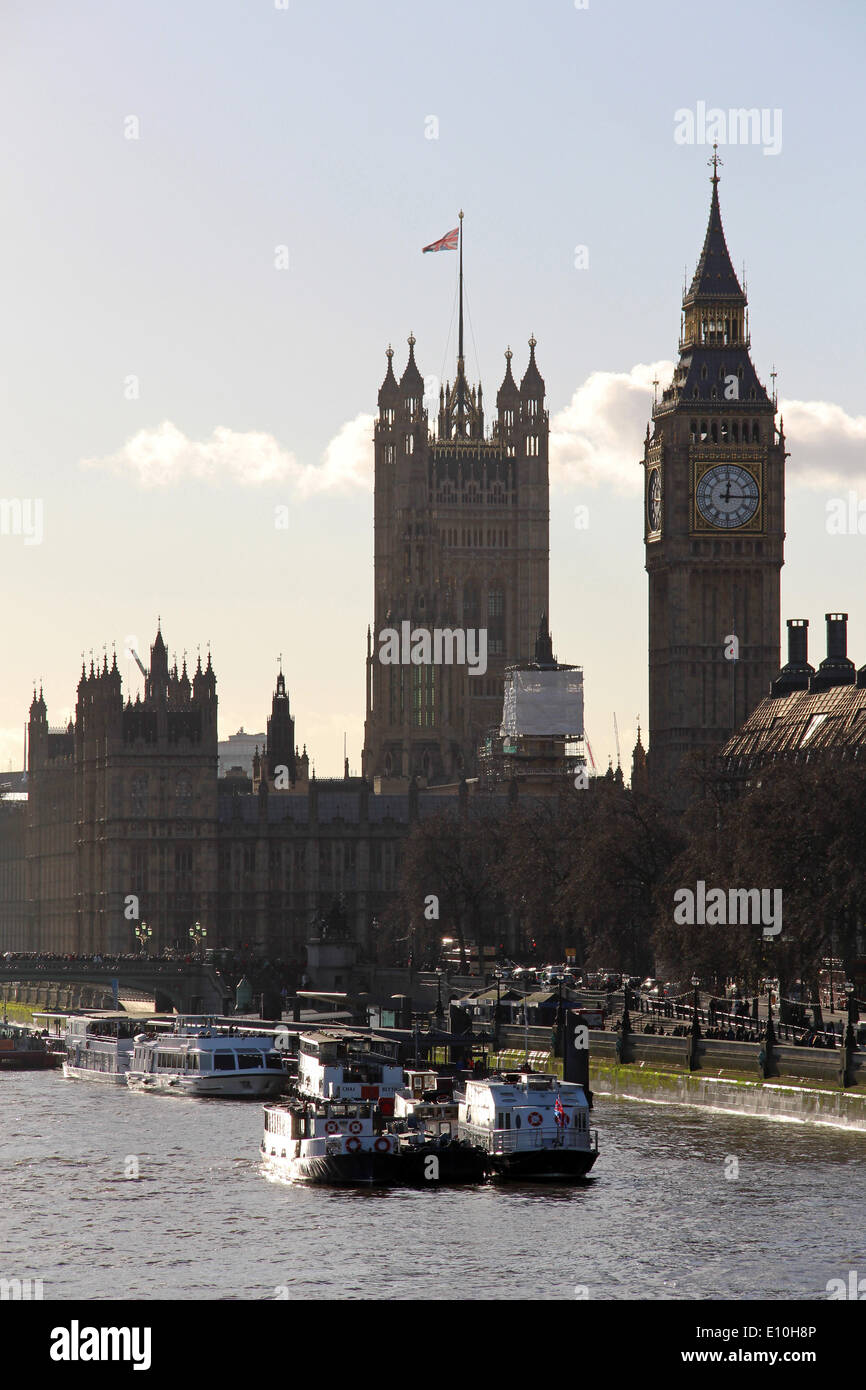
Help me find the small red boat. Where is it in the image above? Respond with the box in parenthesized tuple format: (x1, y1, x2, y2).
(0, 1022, 63, 1070)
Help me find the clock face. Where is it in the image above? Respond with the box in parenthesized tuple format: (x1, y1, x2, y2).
(647, 469, 662, 531)
(696, 464, 759, 529)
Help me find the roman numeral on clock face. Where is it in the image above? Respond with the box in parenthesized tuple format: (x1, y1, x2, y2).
(696, 464, 759, 529)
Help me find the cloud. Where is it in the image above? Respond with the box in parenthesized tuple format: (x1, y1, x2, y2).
(81, 414, 376, 493)
(550, 361, 673, 494)
(82, 382, 866, 502)
(779, 399, 866, 491)
(549, 363, 866, 497)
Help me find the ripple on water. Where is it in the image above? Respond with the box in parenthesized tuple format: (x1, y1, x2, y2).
(3, 1076, 865, 1299)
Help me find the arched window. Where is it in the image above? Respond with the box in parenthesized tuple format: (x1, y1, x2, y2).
(488, 588, 505, 655)
(463, 583, 480, 626)
(131, 776, 148, 817)
(175, 774, 192, 814)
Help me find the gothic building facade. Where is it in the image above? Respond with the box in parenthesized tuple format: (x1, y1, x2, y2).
(362, 328, 550, 784)
(24, 629, 220, 955)
(2, 628, 410, 962)
(644, 155, 786, 799)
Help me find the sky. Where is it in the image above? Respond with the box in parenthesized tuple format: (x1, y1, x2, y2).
(2, 0, 866, 776)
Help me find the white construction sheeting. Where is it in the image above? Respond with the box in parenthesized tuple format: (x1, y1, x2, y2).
(500, 668, 584, 738)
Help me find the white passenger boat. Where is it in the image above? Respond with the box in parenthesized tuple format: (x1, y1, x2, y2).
(63, 1012, 138, 1084)
(127, 1017, 285, 1098)
(295, 1029, 405, 1104)
(261, 1099, 403, 1184)
(261, 1095, 487, 1186)
(458, 1072, 599, 1180)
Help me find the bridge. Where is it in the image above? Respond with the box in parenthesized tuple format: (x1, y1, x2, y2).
(0, 958, 228, 1014)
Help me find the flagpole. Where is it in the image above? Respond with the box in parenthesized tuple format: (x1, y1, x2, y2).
(457, 209, 465, 428)
(458, 209, 464, 369)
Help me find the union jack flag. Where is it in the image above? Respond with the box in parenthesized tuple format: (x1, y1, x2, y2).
(554, 1092, 566, 1126)
(422, 226, 459, 253)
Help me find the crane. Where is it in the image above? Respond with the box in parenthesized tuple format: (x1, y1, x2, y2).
(128, 648, 148, 681)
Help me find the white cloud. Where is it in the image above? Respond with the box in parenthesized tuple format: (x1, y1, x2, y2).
(81, 382, 866, 502)
(81, 414, 375, 494)
(779, 399, 866, 490)
(549, 363, 866, 497)
(298, 413, 375, 496)
(550, 361, 673, 494)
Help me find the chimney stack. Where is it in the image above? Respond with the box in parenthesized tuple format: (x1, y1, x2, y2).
(770, 618, 814, 697)
(809, 613, 855, 692)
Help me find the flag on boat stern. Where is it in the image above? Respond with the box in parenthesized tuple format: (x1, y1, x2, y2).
(554, 1091, 567, 1126)
(422, 226, 459, 253)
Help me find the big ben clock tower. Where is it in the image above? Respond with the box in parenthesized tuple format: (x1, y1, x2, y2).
(644, 149, 785, 801)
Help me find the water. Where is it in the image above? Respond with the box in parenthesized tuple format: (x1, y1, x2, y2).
(1, 1074, 864, 1300)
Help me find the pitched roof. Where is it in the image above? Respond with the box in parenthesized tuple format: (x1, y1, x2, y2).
(684, 180, 746, 304)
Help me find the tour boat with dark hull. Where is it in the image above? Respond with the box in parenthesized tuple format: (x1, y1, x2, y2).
(63, 1013, 137, 1084)
(0, 1022, 62, 1070)
(458, 1073, 599, 1181)
(261, 1098, 487, 1186)
(127, 1017, 285, 1098)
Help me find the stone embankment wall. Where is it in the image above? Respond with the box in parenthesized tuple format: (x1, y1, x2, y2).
(1, 982, 114, 1011)
(493, 1025, 866, 1131)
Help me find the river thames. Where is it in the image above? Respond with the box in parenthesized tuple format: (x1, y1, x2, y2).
(2, 1073, 863, 1301)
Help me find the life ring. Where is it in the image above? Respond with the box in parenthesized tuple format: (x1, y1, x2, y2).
(528, 1111, 543, 1126)
(325, 1120, 339, 1134)
(348, 1120, 362, 1135)
(346, 1136, 362, 1152)
(374, 1137, 390, 1153)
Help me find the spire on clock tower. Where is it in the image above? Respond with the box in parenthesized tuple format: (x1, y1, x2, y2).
(680, 146, 749, 353)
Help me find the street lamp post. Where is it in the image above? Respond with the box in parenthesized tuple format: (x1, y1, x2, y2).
(435, 970, 445, 1025)
(692, 973, 706, 1039)
(845, 982, 856, 1051)
(134, 921, 152, 957)
(189, 921, 207, 962)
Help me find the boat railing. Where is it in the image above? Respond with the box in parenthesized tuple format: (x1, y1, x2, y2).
(461, 1122, 594, 1154)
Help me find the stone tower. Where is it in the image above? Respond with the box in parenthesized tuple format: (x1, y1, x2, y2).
(265, 665, 297, 787)
(644, 152, 785, 801)
(362, 327, 549, 784)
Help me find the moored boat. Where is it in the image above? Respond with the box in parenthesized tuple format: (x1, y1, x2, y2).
(260, 1095, 487, 1186)
(458, 1072, 599, 1180)
(262, 1099, 402, 1184)
(127, 1017, 285, 1098)
(0, 1021, 62, 1071)
(62, 1012, 138, 1084)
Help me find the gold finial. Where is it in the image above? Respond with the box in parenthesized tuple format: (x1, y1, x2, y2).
(708, 142, 723, 183)
(386, 343, 393, 360)
(408, 331, 415, 348)
(505, 345, 512, 362)
(458, 209, 464, 220)
(528, 333, 537, 350)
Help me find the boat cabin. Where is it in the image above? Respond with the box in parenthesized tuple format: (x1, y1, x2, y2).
(458, 1073, 591, 1154)
(296, 1030, 404, 1102)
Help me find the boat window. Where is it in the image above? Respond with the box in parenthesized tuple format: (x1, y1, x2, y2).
(213, 1051, 236, 1071)
(238, 1052, 264, 1070)
(515, 1114, 521, 1129)
(266, 1055, 283, 1070)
